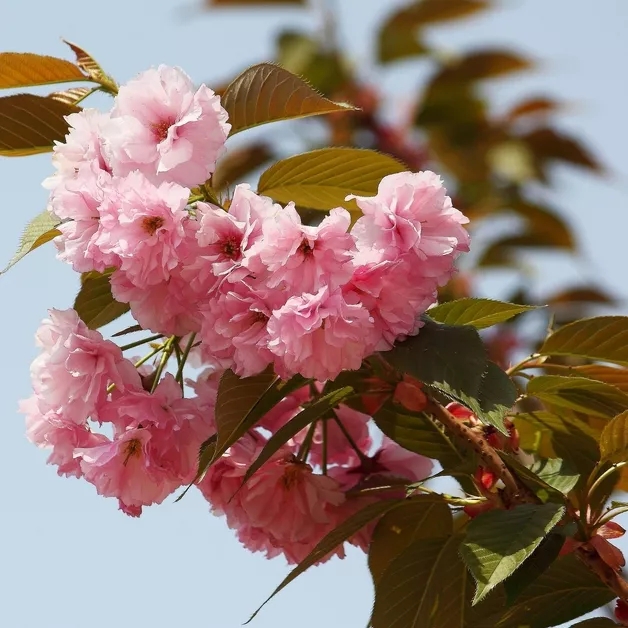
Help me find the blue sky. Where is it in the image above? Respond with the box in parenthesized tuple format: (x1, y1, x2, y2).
(1, 1, 627, 627)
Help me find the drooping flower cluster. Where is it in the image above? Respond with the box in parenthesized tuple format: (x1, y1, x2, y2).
(22, 64, 470, 564)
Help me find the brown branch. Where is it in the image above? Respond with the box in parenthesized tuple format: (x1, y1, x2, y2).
(426, 400, 536, 506)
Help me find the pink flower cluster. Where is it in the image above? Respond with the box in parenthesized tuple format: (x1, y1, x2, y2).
(23, 309, 433, 561)
(22, 64, 471, 565)
(45, 66, 469, 383)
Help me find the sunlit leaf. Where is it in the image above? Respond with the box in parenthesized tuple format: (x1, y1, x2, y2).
(541, 317, 628, 366)
(257, 147, 405, 211)
(0, 52, 88, 89)
(48, 86, 96, 107)
(0, 94, 79, 156)
(2, 210, 59, 274)
(427, 298, 538, 329)
(599, 410, 628, 464)
(62, 40, 117, 92)
(74, 269, 130, 330)
(460, 502, 565, 604)
(527, 375, 628, 419)
(221, 63, 357, 135)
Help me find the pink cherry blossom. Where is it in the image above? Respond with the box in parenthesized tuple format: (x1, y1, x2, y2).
(50, 163, 118, 273)
(21, 396, 108, 478)
(29, 308, 141, 424)
(348, 171, 470, 291)
(96, 172, 191, 287)
(43, 109, 112, 192)
(268, 286, 376, 381)
(78, 375, 214, 511)
(250, 204, 355, 294)
(106, 65, 230, 187)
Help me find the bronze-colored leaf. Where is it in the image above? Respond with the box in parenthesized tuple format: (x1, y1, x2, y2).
(522, 127, 601, 173)
(221, 63, 357, 135)
(547, 286, 617, 306)
(0, 94, 80, 156)
(506, 97, 561, 122)
(207, 0, 304, 5)
(0, 52, 88, 89)
(434, 49, 533, 85)
(378, 0, 489, 64)
(62, 40, 117, 93)
(211, 143, 272, 191)
(47, 86, 96, 107)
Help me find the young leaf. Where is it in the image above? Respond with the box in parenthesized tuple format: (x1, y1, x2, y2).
(540, 317, 628, 366)
(377, 0, 488, 64)
(438, 50, 532, 83)
(2, 210, 59, 274)
(460, 502, 565, 604)
(523, 127, 601, 172)
(221, 63, 356, 135)
(241, 386, 354, 485)
(246, 499, 402, 623)
(212, 370, 308, 463)
(257, 147, 405, 211)
(74, 269, 130, 330)
(0, 94, 79, 156)
(599, 410, 628, 464)
(495, 554, 614, 627)
(374, 401, 468, 470)
(427, 298, 538, 329)
(368, 496, 453, 585)
(503, 532, 565, 604)
(527, 375, 628, 419)
(0, 53, 88, 89)
(48, 86, 96, 107)
(62, 40, 117, 92)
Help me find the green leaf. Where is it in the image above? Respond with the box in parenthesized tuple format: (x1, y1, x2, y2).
(174, 434, 217, 502)
(373, 400, 468, 470)
(0, 52, 88, 89)
(540, 317, 628, 366)
(528, 457, 580, 495)
(460, 502, 565, 604)
(377, 0, 488, 64)
(527, 375, 628, 419)
(2, 210, 59, 274)
(599, 410, 628, 464)
(495, 554, 614, 627)
(221, 63, 356, 135)
(241, 386, 354, 485)
(428, 298, 538, 329)
(381, 318, 516, 431)
(0, 93, 80, 156)
(569, 365, 628, 394)
(74, 269, 130, 330)
(246, 499, 402, 623)
(257, 147, 405, 212)
(503, 533, 565, 604)
(368, 496, 453, 585)
(212, 370, 308, 463)
(371, 535, 461, 628)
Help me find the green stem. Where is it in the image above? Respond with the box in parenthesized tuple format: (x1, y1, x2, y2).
(175, 333, 197, 389)
(331, 411, 370, 465)
(134, 343, 166, 369)
(297, 421, 318, 461)
(587, 462, 627, 508)
(150, 336, 176, 394)
(119, 334, 163, 352)
(321, 417, 328, 475)
(596, 506, 628, 528)
(506, 353, 545, 376)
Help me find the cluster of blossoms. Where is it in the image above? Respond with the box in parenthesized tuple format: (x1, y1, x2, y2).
(21, 65, 470, 564)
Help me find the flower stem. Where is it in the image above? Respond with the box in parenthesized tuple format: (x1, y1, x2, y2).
(331, 411, 370, 465)
(297, 421, 318, 461)
(150, 336, 176, 394)
(175, 333, 197, 390)
(321, 417, 328, 475)
(119, 334, 163, 352)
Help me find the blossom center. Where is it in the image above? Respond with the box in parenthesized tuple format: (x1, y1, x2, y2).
(142, 215, 165, 236)
(123, 438, 142, 466)
(281, 459, 307, 489)
(221, 236, 241, 259)
(151, 117, 175, 142)
(298, 238, 314, 258)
